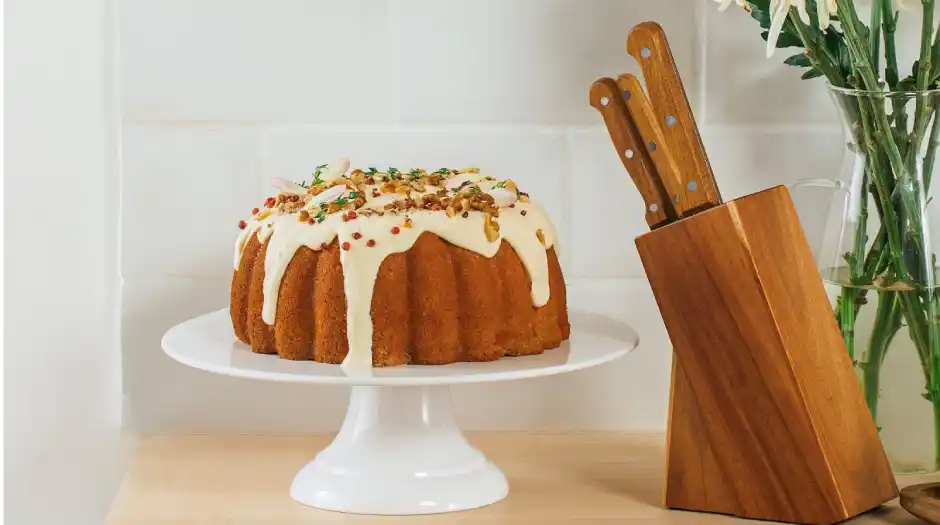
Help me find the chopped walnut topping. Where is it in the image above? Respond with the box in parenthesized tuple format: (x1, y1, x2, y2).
(483, 214, 499, 242)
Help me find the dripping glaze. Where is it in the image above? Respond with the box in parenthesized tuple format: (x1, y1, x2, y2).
(233, 163, 559, 368)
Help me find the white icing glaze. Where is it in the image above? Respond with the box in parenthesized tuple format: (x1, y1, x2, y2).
(488, 187, 518, 207)
(234, 168, 559, 369)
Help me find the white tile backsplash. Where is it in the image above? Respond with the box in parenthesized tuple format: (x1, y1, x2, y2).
(122, 125, 263, 278)
(391, 0, 695, 125)
(119, 1, 863, 432)
(121, 0, 391, 123)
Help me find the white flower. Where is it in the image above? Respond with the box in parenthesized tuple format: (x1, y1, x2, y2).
(817, 0, 838, 30)
(713, 0, 748, 11)
(766, 0, 810, 57)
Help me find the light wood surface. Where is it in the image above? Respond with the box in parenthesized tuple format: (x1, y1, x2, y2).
(107, 433, 935, 525)
(626, 21, 721, 212)
(636, 186, 899, 524)
(590, 77, 675, 228)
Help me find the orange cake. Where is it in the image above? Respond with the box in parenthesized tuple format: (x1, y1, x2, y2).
(230, 159, 569, 367)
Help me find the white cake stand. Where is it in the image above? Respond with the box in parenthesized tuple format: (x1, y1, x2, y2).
(161, 309, 638, 515)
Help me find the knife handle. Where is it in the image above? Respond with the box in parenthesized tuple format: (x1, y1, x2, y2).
(615, 74, 688, 214)
(627, 21, 722, 214)
(590, 78, 676, 229)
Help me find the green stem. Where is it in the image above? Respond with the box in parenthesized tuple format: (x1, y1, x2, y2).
(924, 111, 940, 189)
(870, 0, 883, 72)
(861, 292, 902, 423)
(934, 398, 940, 471)
(840, 289, 859, 361)
(786, 12, 845, 85)
(916, 0, 935, 94)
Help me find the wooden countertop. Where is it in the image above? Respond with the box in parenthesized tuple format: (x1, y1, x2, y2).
(107, 433, 937, 524)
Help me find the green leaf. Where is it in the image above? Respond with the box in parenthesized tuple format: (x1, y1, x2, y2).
(785, 53, 812, 68)
(348, 191, 360, 199)
(366, 167, 378, 175)
(433, 168, 449, 175)
(802, 68, 825, 80)
(886, 64, 900, 87)
(749, 2, 771, 29)
(773, 31, 804, 48)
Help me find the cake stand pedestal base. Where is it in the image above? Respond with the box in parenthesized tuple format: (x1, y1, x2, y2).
(291, 385, 506, 515)
(161, 309, 638, 516)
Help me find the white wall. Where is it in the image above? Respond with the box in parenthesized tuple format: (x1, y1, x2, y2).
(5, 0, 134, 523)
(117, 1, 917, 433)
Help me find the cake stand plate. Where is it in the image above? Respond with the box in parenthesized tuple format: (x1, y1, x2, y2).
(162, 309, 638, 515)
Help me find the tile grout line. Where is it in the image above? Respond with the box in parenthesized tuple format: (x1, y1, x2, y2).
(121, 121, 843, 135)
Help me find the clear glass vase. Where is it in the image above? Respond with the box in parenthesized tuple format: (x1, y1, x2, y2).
(795, 86, 940, 473)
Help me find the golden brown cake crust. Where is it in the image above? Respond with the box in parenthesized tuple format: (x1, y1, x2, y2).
(230, 163, 568, 366)
(230, 233, 568, 366)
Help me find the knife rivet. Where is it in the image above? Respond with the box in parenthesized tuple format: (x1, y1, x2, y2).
(666, 115, 677, 127)
(649, 203, 659, 213)
(623, 90, 632, 100)
(641, 48, 652, 59)
(624, 149, 635, 159)
(647, 141, 657, 153)
(688, 181, 697, 192)
(600, 96, 610, 106)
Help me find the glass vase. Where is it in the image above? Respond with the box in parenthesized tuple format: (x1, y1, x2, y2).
(796, 86, 940, 473)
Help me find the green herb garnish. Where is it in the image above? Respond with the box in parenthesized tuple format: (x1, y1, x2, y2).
(432, 168, 449, 175)
(366, 167, 379, 175)
(311, 163, 329, 186)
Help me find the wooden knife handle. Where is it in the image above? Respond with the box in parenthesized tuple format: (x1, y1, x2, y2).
(616, 73, 688, 213)
(627, 22, 722, 214)
(590, 78, 676, 228)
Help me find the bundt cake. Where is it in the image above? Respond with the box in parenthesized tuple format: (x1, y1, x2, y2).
(230, 159, 569, 367)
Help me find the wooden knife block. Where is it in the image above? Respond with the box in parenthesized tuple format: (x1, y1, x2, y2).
(635, 186, 898, 525)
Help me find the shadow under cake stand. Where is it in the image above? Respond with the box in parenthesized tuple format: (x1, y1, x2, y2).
(161, 309, 638, 515)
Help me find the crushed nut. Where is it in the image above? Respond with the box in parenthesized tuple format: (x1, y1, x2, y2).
(483, 214, 499, 242)
(404, 217, 413, 228)
(297, 210, 310, 222)
(536, 229, 545, 245)
(446, 206, 456, 218)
